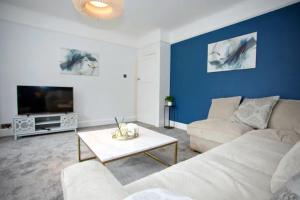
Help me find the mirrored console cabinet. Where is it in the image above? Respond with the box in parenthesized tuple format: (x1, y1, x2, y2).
(13, 113, 78, 140)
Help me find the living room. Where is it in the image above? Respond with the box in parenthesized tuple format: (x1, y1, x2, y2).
(0, 0, 300, 200)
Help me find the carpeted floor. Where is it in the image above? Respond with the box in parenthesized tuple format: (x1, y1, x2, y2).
(0, 122, 198, 200)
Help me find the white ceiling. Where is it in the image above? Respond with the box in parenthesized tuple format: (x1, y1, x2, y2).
(0, 0, 244, 37)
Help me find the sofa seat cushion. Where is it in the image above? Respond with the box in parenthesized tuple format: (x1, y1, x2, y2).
(61, 160, 128, 200)
(190, 136, 221, 152)
(187, 119, 253, 144)
(125, 133, 293, 200)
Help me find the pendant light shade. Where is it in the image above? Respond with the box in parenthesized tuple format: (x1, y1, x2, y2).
(72, 0, 123, 19)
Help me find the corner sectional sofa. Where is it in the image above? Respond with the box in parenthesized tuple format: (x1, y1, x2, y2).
(188, 99, 300, 152)
(61, 99, 300, 200)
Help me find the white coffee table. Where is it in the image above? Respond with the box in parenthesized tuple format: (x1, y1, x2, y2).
(77, 126, 178, 166)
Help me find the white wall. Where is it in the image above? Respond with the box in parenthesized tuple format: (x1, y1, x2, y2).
(0, 20, 137, 127)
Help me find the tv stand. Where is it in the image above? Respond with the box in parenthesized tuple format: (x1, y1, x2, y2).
(13, 113, 78, 140)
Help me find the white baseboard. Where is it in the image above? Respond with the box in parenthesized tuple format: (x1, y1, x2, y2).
(78, 116, 137, 128)
(0, 128, 13, 137)
(170, 121, 187, 130)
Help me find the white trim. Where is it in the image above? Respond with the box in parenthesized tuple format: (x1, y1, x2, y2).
(136, 29, 170, 48)
(170, 121, 187, 131)
(169, 0, 300, 44)
(136, 29, 161, 48)
(78, 116, 137, 128)
(0, 2, 138, 48)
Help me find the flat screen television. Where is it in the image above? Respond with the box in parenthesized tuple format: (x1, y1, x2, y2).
(17, 86, 73, 115)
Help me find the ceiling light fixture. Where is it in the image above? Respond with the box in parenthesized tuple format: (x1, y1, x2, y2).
(72, 0, 123, 20)
(89, 0, 109, 8)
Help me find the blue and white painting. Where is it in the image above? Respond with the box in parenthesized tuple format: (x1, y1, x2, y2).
(207, 32, 257, 73)
(60, 48, 99, 76)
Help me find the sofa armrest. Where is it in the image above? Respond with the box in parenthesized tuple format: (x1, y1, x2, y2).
(61, 160, 128, 200)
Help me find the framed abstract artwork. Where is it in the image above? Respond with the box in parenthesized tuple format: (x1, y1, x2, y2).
(207, 32, 257, 73)
(60, 48, 99, 76)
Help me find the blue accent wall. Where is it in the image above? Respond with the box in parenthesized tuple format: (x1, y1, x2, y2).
(170, 3, 300, 124)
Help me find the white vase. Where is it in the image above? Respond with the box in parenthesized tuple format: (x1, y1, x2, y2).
(167, 101, 172, 106)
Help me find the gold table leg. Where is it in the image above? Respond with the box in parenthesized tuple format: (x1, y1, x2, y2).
(143, 142, 178, 167)
(174, 142, 178, 164)
(144, 152, 171, 167)
(78, 136, 96, 162)
(78, 136, 81, 162)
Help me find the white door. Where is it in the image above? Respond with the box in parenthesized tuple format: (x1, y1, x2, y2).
(137, 51, 158, 126)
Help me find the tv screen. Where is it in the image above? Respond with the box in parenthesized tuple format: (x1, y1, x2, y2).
(17, 86, 73, 115)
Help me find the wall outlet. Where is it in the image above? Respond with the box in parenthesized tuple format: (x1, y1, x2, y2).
(1, 123, 12, 129)
(0, 124, 13, 137)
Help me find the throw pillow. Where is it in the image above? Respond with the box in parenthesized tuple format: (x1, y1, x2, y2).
(271, 173, 300, 200)
(231, 96, 280, 129)
(208, 96, 242, 120)
(271, 141, 300, 193)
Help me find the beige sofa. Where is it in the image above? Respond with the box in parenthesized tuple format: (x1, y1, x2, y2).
(187, 99, 300, 152)
(61, 99, 300, 200)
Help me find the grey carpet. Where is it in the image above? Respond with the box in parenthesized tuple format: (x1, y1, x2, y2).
(0, 122, 198, 200)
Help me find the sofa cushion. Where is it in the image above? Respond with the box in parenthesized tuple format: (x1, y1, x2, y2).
(247, 129, 300, 145)
(271, 141, 300, 193)
(187, 119, 252, 144)
(268, 99, 300, 134)
(124, 188, 194, 200)
(208, 96, 242, 120)
(61, 160, 128, 200)
(125, 133, 293, 200)
(190, 136, 221, 152)
(232, 96, 280, 129)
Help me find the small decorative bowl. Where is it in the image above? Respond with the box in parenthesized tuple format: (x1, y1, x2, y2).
(112, 130, 139, 140)
(112, 123, 139, 140)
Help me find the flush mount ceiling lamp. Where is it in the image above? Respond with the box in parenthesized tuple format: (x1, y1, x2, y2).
(72, 0, 123, 20)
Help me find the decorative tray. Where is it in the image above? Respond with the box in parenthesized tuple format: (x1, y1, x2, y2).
(112, 130, 139, 140)
(112, 118, 139, 141)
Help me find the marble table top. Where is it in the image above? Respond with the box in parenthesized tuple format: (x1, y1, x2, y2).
(78, 126, 178, 163)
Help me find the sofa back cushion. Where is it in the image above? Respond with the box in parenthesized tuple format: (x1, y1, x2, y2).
(268, 99, 300, 134)
(208, 96, 241, 120)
